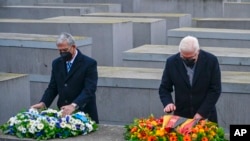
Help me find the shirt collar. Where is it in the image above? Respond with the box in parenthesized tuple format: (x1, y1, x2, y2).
(67, 49, 78, 64)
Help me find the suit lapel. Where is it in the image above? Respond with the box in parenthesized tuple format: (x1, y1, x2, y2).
(64, 51, 83, 82)
(175, 55, 191, 87)
(59, 58, 67, 81)
(192, 50, 207, 86)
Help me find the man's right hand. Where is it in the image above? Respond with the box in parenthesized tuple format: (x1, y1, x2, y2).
(31, 102, 45, 109)
(164, 103, 176, 113)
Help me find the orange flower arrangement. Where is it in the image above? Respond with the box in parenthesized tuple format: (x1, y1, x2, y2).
(124, 115, 228, 141)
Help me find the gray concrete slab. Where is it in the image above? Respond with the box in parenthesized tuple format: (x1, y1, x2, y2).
(36, 3, 121, 13)
(0, 6, 95, 19)
(48, 16, 166, 48)
(0, 73, 30, 125)
(224, 2, 250, 18)
(193, 18, 250, 29)
(63, 0, 141, 12)
(0, 33, 92, 75)
(136, 0, 224, 18)
(29, 66, 250, 131)
(123, 44, 250, 71)
(0, 18, 133, 66)
(0, 0, 64, 6)
(168, 27, 250, 48)
(83, 13, 192, 44)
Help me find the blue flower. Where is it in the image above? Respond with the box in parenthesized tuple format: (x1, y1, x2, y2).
(76, 124, 81, 130)
(56, 122, 61, 128)
(36, 131, 43, 137)
(66, 116, 70, 123)
(73, 113, 88, 123)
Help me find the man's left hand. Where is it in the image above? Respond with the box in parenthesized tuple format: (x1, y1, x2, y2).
(193, 113, 203, 120)
(61, 104, 75, 117)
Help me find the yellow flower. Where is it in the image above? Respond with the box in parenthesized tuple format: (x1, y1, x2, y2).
(199, 128, 205, 133)
(156, 128, 165, 136)
(191, 133, 197, 140)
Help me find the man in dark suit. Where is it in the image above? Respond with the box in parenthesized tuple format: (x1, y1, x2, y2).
(32, 32, 99, 123)
(159, 36, 221, 123)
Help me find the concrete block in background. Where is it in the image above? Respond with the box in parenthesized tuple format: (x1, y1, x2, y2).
(0, 73, 30, 125)
(168, 27, 250, 48)
(83, 13, 192, 44)
(136, 0, 224, 18)
(36, 3, 121, 13)
(122, 44, 250, 71)
(0, 6, 95, 19)
(224, 2, 250, 18)
(63, 0, 141, 12)
(0, 0, 64, 6)
(0, 33, 92, 75)
(51, 16, 166, 48)
(29, 66, 250, 132)
(0, 18, 133, 66)
(192, 18, 250, 29)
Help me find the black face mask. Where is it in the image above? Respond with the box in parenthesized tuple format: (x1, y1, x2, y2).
(60, 52, 72, 61)
(183, 58, 196, 68)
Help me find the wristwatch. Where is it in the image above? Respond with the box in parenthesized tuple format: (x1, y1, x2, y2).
(71, 103, 79, 110)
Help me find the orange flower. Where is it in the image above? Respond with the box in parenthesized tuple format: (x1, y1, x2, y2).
(147, 136, 157, 141)
(130, 127, 138, 133)
(192, 127, 199, 133)
(183, 135, 192, 141)
(169, 135, 178, 141)
(201, 137, 209, 141)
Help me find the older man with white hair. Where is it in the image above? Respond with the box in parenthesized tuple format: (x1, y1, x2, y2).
(159, 36, 221, 123)
(32, 32, 99, 123)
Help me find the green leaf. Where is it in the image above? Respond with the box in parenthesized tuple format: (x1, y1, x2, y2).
(16, 132, 23, 138)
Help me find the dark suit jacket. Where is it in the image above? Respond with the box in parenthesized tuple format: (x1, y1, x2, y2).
(40, 50, 99, 123)
(159, 50, 221, 123)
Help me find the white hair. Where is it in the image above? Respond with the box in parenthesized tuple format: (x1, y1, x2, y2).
(56, 32, 75, 46)
(178, 36, 199, 53)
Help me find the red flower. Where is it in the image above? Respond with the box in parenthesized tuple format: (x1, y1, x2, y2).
(201, 137, 209, 141)
(183, 135, 192, 141)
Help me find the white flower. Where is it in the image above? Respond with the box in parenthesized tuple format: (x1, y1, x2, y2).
(90, 120, 95, 125)
(14, 120, 21, 124)
(80, 124, 85, 131)
(86, 123, 93, 132)
(29, 128, 35, 134)
(76, 119, 82, 124)
(37, 123, 44, 130)
(66, 124, 71, 129)
(17, 126, 23, 131)
(29, 120, 35, 125)
(22, 128, 27, 133)
(72, 125, 77, 131)
(60, 122, 66, 128)
(49, 121, 56, 127)
(69, 118, 75, 124)
(9, 117, 16, 123)
(37, 117, 43, 121)
(29, 108, 39, 114)
(61, 118, 66, 123)
(57, 110, 63, 117)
